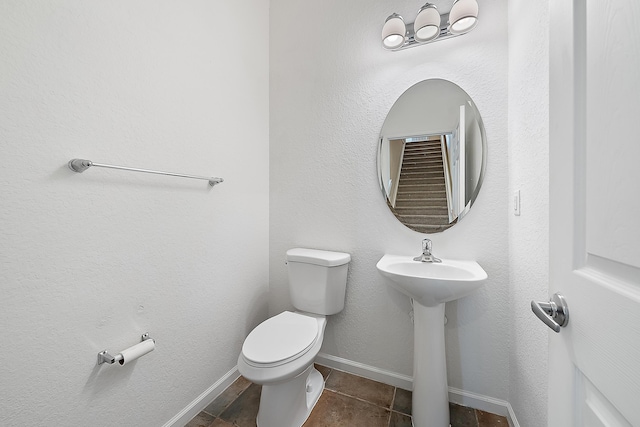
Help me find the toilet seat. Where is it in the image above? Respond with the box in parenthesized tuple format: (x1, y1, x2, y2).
(242, 311, 319, 367)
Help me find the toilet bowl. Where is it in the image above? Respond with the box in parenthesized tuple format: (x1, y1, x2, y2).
(238, 311, 327, 427)
(237, 248, 350, 427)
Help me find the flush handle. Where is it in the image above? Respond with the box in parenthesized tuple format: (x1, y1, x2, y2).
(531, 293, 569, 333)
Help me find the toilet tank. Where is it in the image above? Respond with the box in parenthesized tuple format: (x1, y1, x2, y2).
(286, 248, 351, 315)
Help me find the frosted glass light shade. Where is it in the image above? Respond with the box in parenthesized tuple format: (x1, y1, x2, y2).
(414, 4, 441, 43)
(448, 0, 479, 35)
(382, 14, 406, 49)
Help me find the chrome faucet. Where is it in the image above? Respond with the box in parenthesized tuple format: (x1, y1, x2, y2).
(413, 239, 442, 263)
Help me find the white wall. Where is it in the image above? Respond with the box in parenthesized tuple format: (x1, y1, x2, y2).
(508, 0, 550, 426)
(381, 80, 473, 137)
(0, 1, 551, 424)
(270, 0, 510, 401)
(0, 2, 269, 426)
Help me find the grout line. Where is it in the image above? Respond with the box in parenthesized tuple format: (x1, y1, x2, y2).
(204, 379, 252, 418)
(216, 382, 256, 423)
(388, 387, 397, 427)
(390, 387, 397, 411)
(387, 388, 395, 427)
(319, 365, 399, 426)
(323, 365, 397, 391)
(473, 408, 480, 427)
(324, 367, 333, 384)
(324, 388, 395, 413)
(321, 368, 397, 413)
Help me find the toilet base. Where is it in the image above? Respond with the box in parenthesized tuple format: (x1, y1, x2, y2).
(256, 364, 324, 427)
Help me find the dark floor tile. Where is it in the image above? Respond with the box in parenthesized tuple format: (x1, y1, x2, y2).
(303, 389, 390, 427)
(392, 388, 412, 415)
(450, 403, 479, 427)
(314, 363, 332, 380)
(324, 370, 395, 408)
(210, 419, 235, 427)
(203, 376, 252, 417)
(219, 383, 261, 427)
(389, 411, 413, 427)
(184, 412, 215, 427)
(476, 409, 509, 427)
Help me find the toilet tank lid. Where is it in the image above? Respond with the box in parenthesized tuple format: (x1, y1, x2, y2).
(286, 248, 351, 267)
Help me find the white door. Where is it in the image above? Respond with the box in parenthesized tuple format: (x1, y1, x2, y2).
(547, 0, 640, 426)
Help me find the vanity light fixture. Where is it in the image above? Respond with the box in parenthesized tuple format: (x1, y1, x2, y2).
(382, 0, 479, 51)
(414, 4, 441, 42)
(448, 0, 479, 34)
(382, 13, 407, 50)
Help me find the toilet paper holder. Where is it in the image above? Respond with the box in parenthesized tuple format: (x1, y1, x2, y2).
(98, 333, 154, 365)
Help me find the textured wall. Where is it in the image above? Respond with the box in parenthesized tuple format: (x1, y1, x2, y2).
(270, 0, 510, 400)
(508, 0, 550, 425)
(0, 2, 269, 425)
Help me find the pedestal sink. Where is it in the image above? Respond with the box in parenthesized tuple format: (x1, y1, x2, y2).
(376, 254, 487, 427)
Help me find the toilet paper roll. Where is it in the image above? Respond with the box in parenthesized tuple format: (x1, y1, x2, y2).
(117, 339, 155, 366)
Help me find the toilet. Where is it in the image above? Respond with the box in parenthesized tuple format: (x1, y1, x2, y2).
(237, 248, 351, 427)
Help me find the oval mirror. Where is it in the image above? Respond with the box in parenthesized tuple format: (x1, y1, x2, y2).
(378, 79, 487, 233)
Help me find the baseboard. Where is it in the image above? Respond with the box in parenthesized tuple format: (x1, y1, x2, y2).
(161, 367, 240, 427)
(448, 387, 520, 427)
(316, 352, 413, 390)
(316, 353, 520, 427)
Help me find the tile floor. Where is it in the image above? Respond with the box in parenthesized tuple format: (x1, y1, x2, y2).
(185, 365, 509, 427)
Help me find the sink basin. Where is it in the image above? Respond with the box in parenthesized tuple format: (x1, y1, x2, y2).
(376, 254, 487, 307)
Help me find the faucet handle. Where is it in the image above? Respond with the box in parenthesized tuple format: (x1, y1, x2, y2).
(422, 239, 432, 255)
(414, 238, 441, 263)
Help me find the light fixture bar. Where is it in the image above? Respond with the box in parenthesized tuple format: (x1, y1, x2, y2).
(390, 13, 461, 51)
(382, 0, 479, 51)
(409, 13, 460, 49)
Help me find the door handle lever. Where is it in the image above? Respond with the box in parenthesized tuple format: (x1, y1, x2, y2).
(531, 293, 569, 333)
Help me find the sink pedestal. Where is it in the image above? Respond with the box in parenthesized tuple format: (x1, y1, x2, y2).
(412, 301, 449, 427)
(375, 254, 487, 427)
